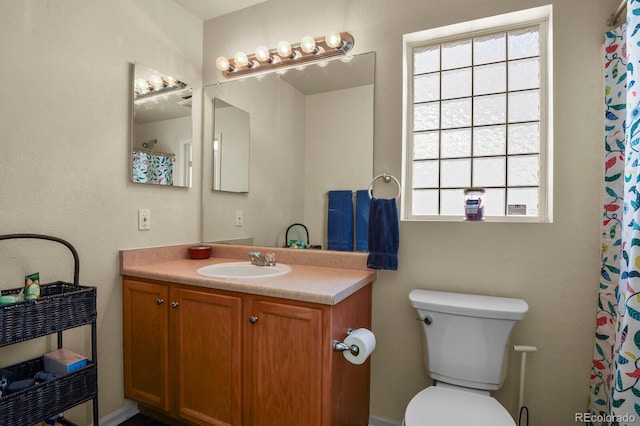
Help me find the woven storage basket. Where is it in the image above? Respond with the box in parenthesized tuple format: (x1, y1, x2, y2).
(0, 234, 98, 425)
(0, 356, 97, 426)
(0, 281, 97, 347)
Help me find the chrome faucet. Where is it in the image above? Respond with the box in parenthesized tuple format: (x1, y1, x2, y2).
(249, 251, 275, 266)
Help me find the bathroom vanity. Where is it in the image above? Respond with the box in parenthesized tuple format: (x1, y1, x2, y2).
(120, 244, 375, 426)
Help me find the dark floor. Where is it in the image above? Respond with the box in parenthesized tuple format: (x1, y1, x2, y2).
(118, 413, 169, 426)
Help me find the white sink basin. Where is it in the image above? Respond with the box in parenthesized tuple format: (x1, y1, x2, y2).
(197, 261, 291, 279)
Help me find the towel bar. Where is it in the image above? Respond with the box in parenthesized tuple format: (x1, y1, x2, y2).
(368, 174, 401, 200)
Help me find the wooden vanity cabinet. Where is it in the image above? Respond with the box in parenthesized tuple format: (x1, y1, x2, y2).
(243, 298, 324, 425)
(122, 279, 170, 412)
(123, 276, 372, 426)
(123, 278, 242, 425)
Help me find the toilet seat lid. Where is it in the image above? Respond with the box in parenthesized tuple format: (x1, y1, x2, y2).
(404, 386, 515, 426)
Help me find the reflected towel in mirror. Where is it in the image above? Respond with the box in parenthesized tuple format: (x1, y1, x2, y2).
(355, 190, 371, 252)
(328, 190, 354, 251)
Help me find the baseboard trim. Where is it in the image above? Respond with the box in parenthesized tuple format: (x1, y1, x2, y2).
(97, 402, 139, 426)
(98, 404, 401, 426)
(369, 414, 402, 426)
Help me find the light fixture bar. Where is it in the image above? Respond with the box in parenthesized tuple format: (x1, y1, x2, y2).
(134, 85, 191, 104)
(216, 32, 354, 79)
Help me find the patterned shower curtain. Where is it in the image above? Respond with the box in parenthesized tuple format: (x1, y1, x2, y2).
(589, 2, 640, 423)
(132, 150, 174, 185)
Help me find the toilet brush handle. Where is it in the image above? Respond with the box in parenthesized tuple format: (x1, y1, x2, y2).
(513, 345, 537, 410)
(513, 345, 537, 353)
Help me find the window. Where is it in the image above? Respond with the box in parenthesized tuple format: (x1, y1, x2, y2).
(402, 6, 552, 222)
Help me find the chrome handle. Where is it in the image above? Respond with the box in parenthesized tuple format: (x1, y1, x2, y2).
(333, 340, 360, 356)
(171, 302, 180, 309)
(156, 299, 164, 305)
(249, 316, 258, 324)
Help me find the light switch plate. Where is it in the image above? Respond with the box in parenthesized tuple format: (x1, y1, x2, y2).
(138, 209, 151, 230)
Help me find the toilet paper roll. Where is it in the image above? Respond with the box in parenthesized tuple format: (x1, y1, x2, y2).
(342, 328, 376, 365)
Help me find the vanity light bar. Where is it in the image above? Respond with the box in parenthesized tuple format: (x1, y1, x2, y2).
(133, 86, 192, 105)
(134, 75, 187, 97)
(215, 32, 355, 78)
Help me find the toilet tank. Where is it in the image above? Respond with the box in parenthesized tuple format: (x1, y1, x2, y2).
(409, 289, 528, 391)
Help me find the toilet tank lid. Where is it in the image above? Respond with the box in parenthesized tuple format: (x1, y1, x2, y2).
(409, 289, 528, 320)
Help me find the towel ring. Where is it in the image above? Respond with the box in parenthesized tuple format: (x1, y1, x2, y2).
(368, 174, 401, 200)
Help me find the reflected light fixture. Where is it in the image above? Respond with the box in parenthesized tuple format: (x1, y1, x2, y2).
(134, 73, 190, 104)
(215, 32, 354, 78)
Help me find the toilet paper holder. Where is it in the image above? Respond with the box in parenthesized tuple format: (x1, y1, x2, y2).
(332, 328, 360, 356)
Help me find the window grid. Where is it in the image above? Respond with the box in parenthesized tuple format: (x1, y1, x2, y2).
(410, 26, 541, 217)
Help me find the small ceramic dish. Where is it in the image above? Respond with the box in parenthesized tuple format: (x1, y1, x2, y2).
(188, 245, 211, 259)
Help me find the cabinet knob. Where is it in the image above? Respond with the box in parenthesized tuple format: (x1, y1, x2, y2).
(156, 298, 164, 305)
(171, 302, 180, 309)
(249, 316, 258, 324)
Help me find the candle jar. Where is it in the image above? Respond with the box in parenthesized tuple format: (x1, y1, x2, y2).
(464, 188, 485, 221)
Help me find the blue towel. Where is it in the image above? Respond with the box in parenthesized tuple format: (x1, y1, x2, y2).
(327, 190, 354, 251)
(367, 198, 399, 270)
(355, 190, 370, 252)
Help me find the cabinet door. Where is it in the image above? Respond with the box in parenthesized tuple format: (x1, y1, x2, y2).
(172, 287, 242, 426)
(123, 279, 170, 411)
(245, 299, 323, 426)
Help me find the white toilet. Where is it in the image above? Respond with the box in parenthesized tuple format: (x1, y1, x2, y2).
(404, 289, 528, 426)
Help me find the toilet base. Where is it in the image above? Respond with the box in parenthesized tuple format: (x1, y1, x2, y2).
(403, 384, 515, 426)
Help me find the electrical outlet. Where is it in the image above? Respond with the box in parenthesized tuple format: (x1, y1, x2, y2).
(138, 209, 151, 230)
(235, 210, 243, 227)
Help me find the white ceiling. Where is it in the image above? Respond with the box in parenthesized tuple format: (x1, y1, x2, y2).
(173, 0, 267, 21)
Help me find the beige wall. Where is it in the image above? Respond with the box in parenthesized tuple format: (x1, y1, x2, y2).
(0, 0, 202, 423)
(0, 0, 618, 424)
(204, 0, 615, 424)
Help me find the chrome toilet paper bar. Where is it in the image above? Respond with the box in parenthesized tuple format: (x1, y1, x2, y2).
(333, 327, 376, 365)
(333, 328, 360, 356)
(333, 340, 360, 356)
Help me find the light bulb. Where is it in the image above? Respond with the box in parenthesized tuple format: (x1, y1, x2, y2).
(300, 36, 316, 54)
(164, 75, 177, 86)
(149, 74, 164, 90)
(276, 40, 292, 58)
(234, 51, 249, 68)
(134, 78, 149, 94)
(325, 33, 342, 48)
(255, 46, 271, 62)
(216, 56, 231, 71)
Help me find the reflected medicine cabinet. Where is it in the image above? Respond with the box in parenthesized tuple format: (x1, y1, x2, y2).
(211, 98, 250, 193)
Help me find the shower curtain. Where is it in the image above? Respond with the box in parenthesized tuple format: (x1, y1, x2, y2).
(589, 3, 640, 422)
(132, 150, 174, 185)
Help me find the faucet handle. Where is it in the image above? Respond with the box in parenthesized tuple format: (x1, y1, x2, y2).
(264, 251, 276, 266)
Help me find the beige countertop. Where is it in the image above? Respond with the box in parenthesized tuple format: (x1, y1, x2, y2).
(120, 243, 376, 305)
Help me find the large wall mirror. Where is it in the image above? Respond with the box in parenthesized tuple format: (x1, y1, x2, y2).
(202, 52, 375, 249)
(131, 62, 193, 187)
